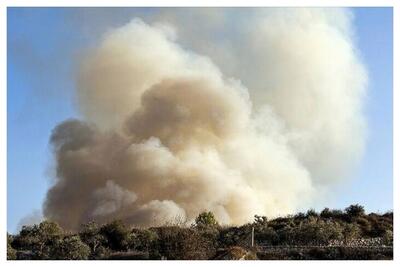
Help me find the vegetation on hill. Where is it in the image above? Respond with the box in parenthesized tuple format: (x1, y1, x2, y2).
(7, 204, 393, 260)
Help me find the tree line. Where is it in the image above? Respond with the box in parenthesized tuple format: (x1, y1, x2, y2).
(7, 204, 393, 260)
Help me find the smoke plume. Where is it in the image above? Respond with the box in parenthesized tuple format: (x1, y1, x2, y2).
(43, 8, 367, 230)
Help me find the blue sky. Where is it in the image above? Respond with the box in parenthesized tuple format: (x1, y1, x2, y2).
(332, 8, 393, 213)
(7, 7, 393, 232)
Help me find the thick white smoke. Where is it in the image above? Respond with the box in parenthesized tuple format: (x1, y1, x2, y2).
(44, 8, 367, 230)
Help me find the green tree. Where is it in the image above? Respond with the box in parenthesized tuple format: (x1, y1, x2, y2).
(294, 212, 307, 220)
(130, 229, 159, 252)
(332, 209, 345, 219)
(254, 215, 268, 226)
(195, 211, 218, 228)
(306, 209, 319, 218)
(7, 233, 17, 260)
(13, 221, 63, 259)
(321, 208, 346, 220)
(382, 230, 393, 246)
(80, 221, 106, 256)
(320, 208, 332, 218)
(100, 220, 131, 251)
(255, 226, 278, 245)
(154, 226, 215, 260)
(343, 223, 361, 243)
(53, 235, 90, 260)
(345, 204, 365, 217)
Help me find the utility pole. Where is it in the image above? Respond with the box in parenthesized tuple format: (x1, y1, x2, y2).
(251, 226, 255, 247)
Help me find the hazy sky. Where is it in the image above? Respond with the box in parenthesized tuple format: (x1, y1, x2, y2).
(7, 7, 393, 232)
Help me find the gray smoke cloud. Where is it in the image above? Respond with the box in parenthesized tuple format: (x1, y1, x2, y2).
(16, 210, 43, 232)
(43, 8, 367, 231)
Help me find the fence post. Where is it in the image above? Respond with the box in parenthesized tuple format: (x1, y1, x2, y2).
(251, 226, 255, 247)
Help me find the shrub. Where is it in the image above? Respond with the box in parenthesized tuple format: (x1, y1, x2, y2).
(198, 226, 220, 249)
(153, 226, 215, 260)
(343, 223, 361, 243)
(320, 208, 333, 218)
(12, 220, 63, 259)
(219, 226, 251, 247)
(100, 220, 130, 251)
(79, 221, 106, 258)
(294, 212, 307, 220)
(345, 204, 365, 218)
(255, 227, 278, 246)
(330, 209, 345, 219)
(7, 242, 17, 260)
(253, 215, 268, 226)
(194, 211, 219, 228)
(382, 230, 393, 246)
(355, 217, 372, 234)
(7, 234, 17, 260)
(129, 228, 159, 252)
(306, 209, 319, 218)
(53, 235, 90, 260)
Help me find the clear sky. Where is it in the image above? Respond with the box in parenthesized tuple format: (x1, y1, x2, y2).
(7, 7, 393, 233)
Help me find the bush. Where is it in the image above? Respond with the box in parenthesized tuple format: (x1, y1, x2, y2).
(253, 215, 268, 226)
(198, 226, 220, 249)
(294, 212, 307, 220)
(331, 209, 345, 219)
(7, 234, 17, 260)
(355, 217, 372, 234)
(343, 223, 361, 243)
(7, 243, 17, 260)
(12, 220, 64, 259)
(320, 208, 332, 218)
(79, 221, 107, 258)
(345, 204, 365, 218)
(53, 235, 90, 260)
(320, 208, 345, 220)
(255, 227, 278, 246)
(100, 220, 130, 251)
(153, 226, 216, 260)
(382, 230, 393, 246)
(306, 209, 319, 218)
(194, 211, 219, 228)
(129, 228, 159, 252)
(219, 226, 251, 247)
